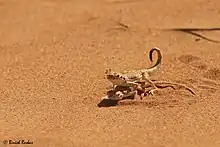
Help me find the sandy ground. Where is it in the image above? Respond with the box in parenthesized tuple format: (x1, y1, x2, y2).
(1, 0, 220, 147)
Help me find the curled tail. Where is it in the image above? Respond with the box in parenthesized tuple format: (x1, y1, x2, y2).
(147, 47, 162, 75)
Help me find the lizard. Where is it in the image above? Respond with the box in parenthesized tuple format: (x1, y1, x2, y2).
(105, 47, 162, 95)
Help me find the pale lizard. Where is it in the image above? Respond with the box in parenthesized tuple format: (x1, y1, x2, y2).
(105, 47, 162, 95)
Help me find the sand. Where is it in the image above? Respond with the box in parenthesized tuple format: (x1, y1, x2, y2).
(1, 0, 220, 147)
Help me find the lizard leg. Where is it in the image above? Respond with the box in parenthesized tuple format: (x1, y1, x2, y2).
(141, 72, 159, 96)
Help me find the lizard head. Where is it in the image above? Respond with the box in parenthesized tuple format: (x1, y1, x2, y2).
(105, 69, 128, 85)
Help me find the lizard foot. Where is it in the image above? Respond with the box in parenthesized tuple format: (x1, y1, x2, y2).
(148, 88, 159, 96)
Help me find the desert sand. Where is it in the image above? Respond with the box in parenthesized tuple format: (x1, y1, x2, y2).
(1, 0, 220, 147)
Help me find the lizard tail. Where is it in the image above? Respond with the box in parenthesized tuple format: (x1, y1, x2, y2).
(147, 47, 162, 75)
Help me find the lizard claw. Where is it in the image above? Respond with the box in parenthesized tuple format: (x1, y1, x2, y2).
(148, 88, 158, 96)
